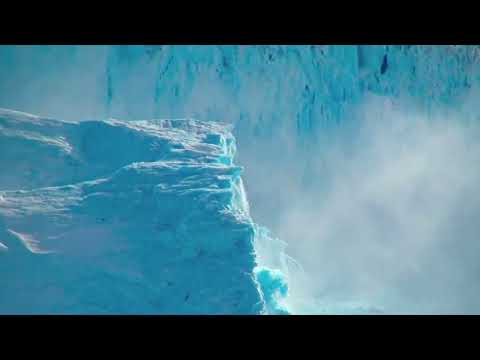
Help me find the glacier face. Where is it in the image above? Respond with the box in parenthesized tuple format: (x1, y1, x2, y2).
(1, 45, 479, 231)
(2, 45, 479, 124)
(0, 108, 289, 314)
(2, 45, 480, 314)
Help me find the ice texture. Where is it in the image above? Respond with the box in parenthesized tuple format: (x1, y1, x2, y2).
(2, 45, 480, 314)
(0, 108, 287, 314)
(1, 45, 478, 229)
(1, 46, 479, 124)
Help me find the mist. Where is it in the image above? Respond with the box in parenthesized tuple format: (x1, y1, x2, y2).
(249, 95, 480, 314)
(0, 46, 110, 121)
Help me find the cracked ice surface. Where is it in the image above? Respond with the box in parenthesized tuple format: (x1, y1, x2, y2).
(0, 108, 287, 314)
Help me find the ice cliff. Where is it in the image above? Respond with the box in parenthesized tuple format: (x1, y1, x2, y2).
(1, 45, 479, 230)
(2, 45, 478, 125)
(2, 45, 480, 314)
(0, 108, 288, 314)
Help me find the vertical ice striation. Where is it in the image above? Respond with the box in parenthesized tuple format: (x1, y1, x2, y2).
(2, 45, 478, 127)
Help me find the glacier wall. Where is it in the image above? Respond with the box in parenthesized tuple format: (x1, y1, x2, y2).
(2, 45, 480, 123)
(2, 45, 480, 313)
(2, 45, 480, 229)
(0, 108, 291, 314)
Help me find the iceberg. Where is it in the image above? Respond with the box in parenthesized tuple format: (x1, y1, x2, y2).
(0, 108, 287, 314)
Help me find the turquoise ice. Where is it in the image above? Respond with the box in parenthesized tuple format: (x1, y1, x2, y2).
(2, 45, 480, 314)
(0, 108, 289, 314)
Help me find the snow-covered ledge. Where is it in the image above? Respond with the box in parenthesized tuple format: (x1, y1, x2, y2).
(0, 108, 289, 314)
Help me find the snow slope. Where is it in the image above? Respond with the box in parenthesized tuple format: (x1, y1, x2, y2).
(0, 108, 288, 314)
